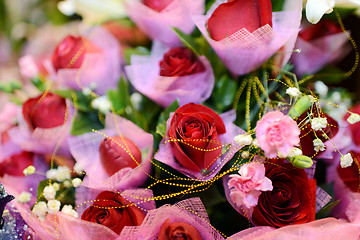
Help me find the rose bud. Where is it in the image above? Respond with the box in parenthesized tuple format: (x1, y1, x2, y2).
(158, 219, 202, 240)
(126, 45, 214, 108)
(207, 0, 272, 41)
(99, 136, 142, 176)
(51, 35, 100, 72)
(143, 0, 174, 12)
(159, 47, 205, 77)
(22, 93, 67, 130)
(292, 19, 350, 75)
(168, 103, 226, 172)
(81, 191, 146, 235)
(252, 159, 316, 228)
(0, 151, 34, 177)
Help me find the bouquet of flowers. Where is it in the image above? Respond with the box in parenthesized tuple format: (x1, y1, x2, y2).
(1, 0, 360, 239)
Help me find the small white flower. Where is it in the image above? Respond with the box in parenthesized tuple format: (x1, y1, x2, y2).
(72, 178, 82, 188)
(241, 151, 250, 159)
(288, 147, 303, 157)
(311, 117, 328, 131)
(47, 200, 61, 214)
(347, 113, 360, 124)
(43, 185, 56, 200)
(313, 139, 326, 152)
(32, 201, 47, 221)
(23, 165, 36, 176)
(252, 139, 259, 148)
(234, 134, 253, 146)
(130, 92, 143, 110)
(17, 191, 32, 203)
(46, 169, 58, 180)
(63, 180, 72, 187)
(56, 166, 71, 182)
(314, 81, 328, 98)
(82, 87, 91, 96)
(61, 205, 79, 218)
(341, 153, 354, 168)
(306, 0, 335, 24)
(53, 183, 60, 191)
(91, 96, 112, 114)
(286, 87, 301, 98)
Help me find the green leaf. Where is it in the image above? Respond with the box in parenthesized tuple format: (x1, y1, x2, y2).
(107, 77, 129, 113)
(124, 46, 150, 65)
(155, 100, 179, 137)
(172, 27, 201, 55)
(212, 75, 237, 111)
(54, 89, 93, 112)
(70, 111, 104, 136)
(31, 78, 47, 92)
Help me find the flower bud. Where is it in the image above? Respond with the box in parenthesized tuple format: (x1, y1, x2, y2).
(99, 136, 142, 176)
(288, 95, 313, 119)
(234, 134, 253, 146)
(290, 155, 313, 169)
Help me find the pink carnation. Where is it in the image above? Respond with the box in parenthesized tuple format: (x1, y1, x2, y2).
(228, 162, 272, 209)
(256, 111, 300, 158)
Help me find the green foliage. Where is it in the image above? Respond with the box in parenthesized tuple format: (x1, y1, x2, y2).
(70, 110, 104, 136)
(124, 47, 150, 65)
(212, 75, 237, 111)
(155, 100, 179, 137)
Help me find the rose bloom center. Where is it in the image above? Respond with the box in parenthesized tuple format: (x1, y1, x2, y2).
(266, 123, 283, 144)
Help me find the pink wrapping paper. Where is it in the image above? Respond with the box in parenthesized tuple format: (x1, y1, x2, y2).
(292, 32, 351, 75)
(193, 0, 302, 76)
(119, 197, 224, 240)
(125, 42, 215, 108)
(46, 27, 121, 95)
(7, 100, 73, 157)
(69, 113, 153, 191)
(124, 0, 204, 47)
(155, 109, 245, 180)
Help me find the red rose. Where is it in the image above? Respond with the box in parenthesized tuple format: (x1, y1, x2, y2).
(168, 103, 226, 172)
(143, 0, 174, 12)
(99, 136, 142, 176)
(51, 35, 100, 72)
(297, 106, 338, 157)
(252, 159, 316, 228)
(207, 0, 272, 41)
(299, 19, 342, 41)
(159, 47, 205, 77)
(81, 191, 146, 234)
(22, 93, 67, 130)
(0, 151, 34, 177)
(158, 219, 202, 240)
(337, 151, 360, 192)
(345, 104, 360, 146)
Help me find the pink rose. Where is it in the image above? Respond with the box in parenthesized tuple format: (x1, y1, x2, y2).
(228, 162, 272, 209)
(255, 111, 300, 158)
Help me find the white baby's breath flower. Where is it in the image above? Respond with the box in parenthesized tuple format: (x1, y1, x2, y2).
(306, 0, 335, 24)
(341, 153, 353, 168)
(61, 205, 79, 218)
(46, 169, 58, 180)
(56, 166, 71, 182)
(234, 134, 253, 146)
(63, 180, 72, 187)
(286, 87, 301, 98)
(313, 139, 326, 152)
(32, 201, 47, 221)
(53, 183, 60, 191)
(241, 151, 250, 159)
(347, 113, 360, 124)
(23, 165, 36, 176)
(17, 191, 32, 203)
(314, 81, 328, 98)
(311, 117, 328, 131)
(47, 200, 61, 214)
(72, 178, 82, 188)
(252, 139, 259, 148)
(91, 96, 112, 114)
(43, 185, 56, 200)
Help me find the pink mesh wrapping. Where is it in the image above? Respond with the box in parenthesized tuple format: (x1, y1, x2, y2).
(292, 32, 351, 76)
(125, 42, 215, 108)
(155, 109, 245, 180)
(69, 113, 153, 191)
(193, 0, 302, 75)
(228, 218, 360, 240)
(124, 0, 205, 47)
(8, 101, 73, 157)
(119, 197, 224, 240)
(46, 27, 121, 95)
